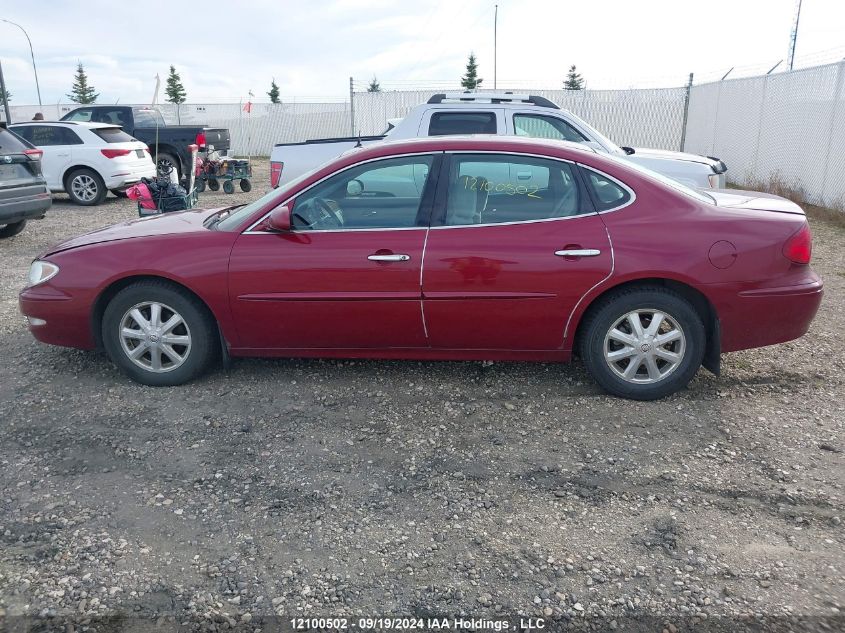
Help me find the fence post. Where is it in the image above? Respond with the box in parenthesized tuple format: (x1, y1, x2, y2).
(679, 72, 693, 152)
(819, 61, 845, 206)
(0, 60, 11, 123)
(349, 77, 355, 136)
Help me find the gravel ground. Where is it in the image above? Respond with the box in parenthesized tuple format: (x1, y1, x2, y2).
(0, 161, 843, 632)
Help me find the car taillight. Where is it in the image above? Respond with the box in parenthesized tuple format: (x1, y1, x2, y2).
(195, 132, 207, 148)
(144, 145, 151, 155)
(23, 148, 43, 160)
(783, 223, 812, 264)
(101, 149, 132, 159)
(270, 161, 284, 188)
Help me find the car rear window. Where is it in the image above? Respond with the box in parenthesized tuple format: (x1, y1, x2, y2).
(0, 127, 33, 152)
(133, 109, 165, 127)
(93, 127, 137, 143)
(428, 112, 497, 136)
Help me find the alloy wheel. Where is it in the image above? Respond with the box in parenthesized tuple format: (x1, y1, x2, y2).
(119, 301, 192, 373)
(71, 174, 99, 202)
(603, 309, 686, 384)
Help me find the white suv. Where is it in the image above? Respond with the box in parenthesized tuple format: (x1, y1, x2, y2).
(9, 121, 156, 206)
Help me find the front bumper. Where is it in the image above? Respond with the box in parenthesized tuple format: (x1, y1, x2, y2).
(19, 285, 97, 350)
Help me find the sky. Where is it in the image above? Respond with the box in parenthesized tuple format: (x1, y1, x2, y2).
(1, 0, 844, 105)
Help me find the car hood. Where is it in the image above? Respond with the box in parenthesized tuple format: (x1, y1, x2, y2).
(707, 189, 805, 215)
(42, 207, 224, 256)
(632, 147, 726, 172)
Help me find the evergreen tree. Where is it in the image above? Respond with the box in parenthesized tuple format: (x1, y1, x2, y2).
(563, 65, 585, 90)
(367, 76, 381, 93)
(460, 53, 483, 90)
(0, 88, 10, 106)
(268, 78, 280, 104)
(165, 65, 187, 104)
(67, 62, 99, 104)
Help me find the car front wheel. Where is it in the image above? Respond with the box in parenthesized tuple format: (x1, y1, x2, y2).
(102, 281, 218, 386)
(579, 287, 705, 400)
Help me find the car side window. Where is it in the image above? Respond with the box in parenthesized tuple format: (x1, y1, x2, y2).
(65, 109, 92, 122)
(61, 128, 84, 145)
(291, 155, 434, 231)
(583, 168, 632, 211)
(23, 126, 66, 146)
(443, 154, 588, 226)
(514, 114, 588, 143)
(428, 112, 497, 136)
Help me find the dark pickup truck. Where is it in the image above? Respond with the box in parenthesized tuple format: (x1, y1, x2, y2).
(60, 105, 230, 178)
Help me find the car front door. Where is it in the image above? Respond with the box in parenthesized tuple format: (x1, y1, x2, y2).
(227, 154, 440, 351)
(421, 152, 613, 351)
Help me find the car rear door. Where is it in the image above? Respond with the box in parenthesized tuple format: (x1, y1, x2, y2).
(227, 154, 440, 351)
(13, 125, 76, 190)
(421, 152, 612, 351)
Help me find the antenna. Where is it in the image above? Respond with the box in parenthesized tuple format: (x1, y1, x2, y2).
(787, 0, 803, 71)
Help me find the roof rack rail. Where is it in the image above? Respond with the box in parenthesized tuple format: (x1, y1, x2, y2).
(426, 92, 559, 109)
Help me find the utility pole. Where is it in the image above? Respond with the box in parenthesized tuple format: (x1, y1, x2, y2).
(0, 19, 42, 108)
(787, 0, 803, 71)
(0, 60, 11, 123)
(679, 72, 694, 152)
(493, 4, 498, 89)
(349, 76, 355, 135)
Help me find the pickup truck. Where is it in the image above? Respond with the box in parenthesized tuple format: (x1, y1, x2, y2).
(269, 93, 726, 190)
(60, 105, 230, 178)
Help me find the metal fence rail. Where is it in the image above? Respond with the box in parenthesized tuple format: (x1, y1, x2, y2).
(4, 61, 844, 208)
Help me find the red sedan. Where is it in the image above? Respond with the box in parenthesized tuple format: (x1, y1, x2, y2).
(19, 137, 822, 400)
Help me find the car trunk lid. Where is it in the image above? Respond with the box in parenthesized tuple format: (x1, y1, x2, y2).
(708, 189, 805, 215)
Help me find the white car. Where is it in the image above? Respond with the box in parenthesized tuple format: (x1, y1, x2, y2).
(270, 93, 727, 190)
(9, 121, 156, 206)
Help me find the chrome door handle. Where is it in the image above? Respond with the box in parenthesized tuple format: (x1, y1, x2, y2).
(368, 254, 410, 262)
(555, 249, 601, 257)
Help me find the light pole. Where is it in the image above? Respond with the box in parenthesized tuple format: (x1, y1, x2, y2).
(0, 19, 42, 108)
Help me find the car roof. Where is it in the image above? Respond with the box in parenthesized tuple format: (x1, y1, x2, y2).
(10, 121, 120, 130)
(346, 135, 598, 161)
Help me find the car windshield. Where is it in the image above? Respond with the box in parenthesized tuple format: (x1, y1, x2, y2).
(214, 165, 323, 231)
(564, 111, 625, 154)
(601, 153, 715, 204)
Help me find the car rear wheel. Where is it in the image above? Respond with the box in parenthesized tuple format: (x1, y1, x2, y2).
(156, 153, 181, 179)
(102, 281, 218, 386)
(579, 287, 705, 400)
(0, 220, 27, 238)
(66, 168, 106, 206)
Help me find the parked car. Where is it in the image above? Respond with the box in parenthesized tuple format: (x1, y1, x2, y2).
(20, 136, 819, 400)
(59, 105, 230, 179)
(0, 123, 51, 238)
(270, 93, 727, 189)
(10, 121, 156, 206)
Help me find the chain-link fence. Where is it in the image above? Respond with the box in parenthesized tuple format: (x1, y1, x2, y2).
(683, 60, 845, 208)
(4, 61, 844, 209)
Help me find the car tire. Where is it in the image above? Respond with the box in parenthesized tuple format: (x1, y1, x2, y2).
(0, 220, 27, 238)
(156, 153, 181, 179)
(111, 189, 129, 198)
(66, 168, 107, 206)
(579, 286, 705, 400)
(102, 280, 218, 386)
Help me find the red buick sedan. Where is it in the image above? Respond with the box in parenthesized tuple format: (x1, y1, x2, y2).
(19, 137, 822, 400)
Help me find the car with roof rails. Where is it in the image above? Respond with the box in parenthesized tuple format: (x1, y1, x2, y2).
(269, 92, 727, 190)
(10, 121, 156, 206)
(20, 135, 819, 400)
(0, 122, 51, 238)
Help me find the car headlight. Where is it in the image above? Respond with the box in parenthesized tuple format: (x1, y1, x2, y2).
(27, 260, 60, 287)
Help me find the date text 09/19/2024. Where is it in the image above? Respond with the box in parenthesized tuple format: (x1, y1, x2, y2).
(290, 617, 547, 630)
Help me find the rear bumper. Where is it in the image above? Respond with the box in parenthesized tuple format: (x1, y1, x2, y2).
(0, 188, 51, 225)
(104, 165, 157, 190)
(713, 274, 823, 352)
(19, 285, 96, 350)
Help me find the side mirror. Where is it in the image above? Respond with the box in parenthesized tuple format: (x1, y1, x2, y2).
(621, 146, 636, 155)
(267, 205, 292, 232)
